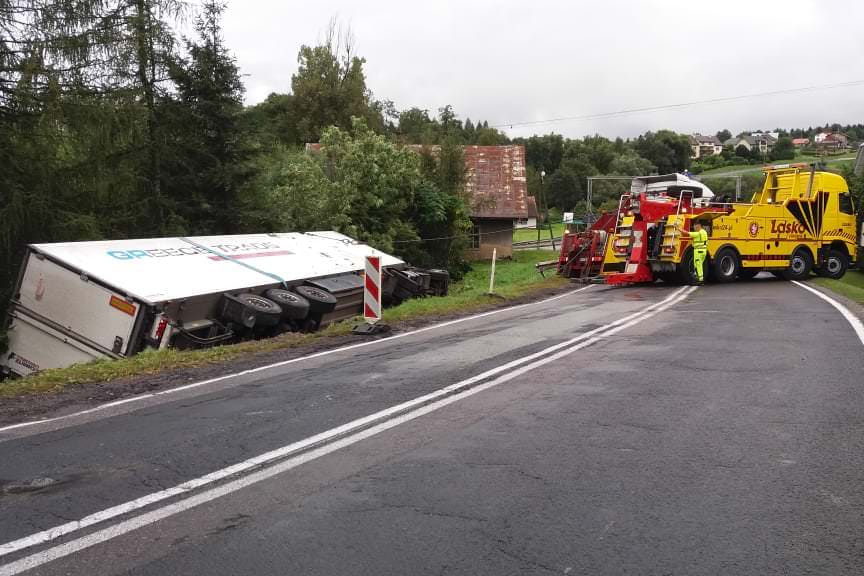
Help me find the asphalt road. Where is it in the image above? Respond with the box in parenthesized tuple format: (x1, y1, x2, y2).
(1, 279, 863, 575)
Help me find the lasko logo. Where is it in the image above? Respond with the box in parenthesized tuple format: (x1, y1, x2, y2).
(770, 221, 806, 235)
(107, 242, 282, 260)
(785, 191, 828, 237)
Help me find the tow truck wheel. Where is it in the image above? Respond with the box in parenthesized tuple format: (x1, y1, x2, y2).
(781, 247, 813, 281)
(677, 249, 707, 285)
(738, 268, 760, 281)
(657, 272, 679, 284)
(712, 248, 740, 283)
(816, 249, 848, 280)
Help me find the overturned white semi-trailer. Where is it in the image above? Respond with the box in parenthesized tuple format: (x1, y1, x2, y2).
(2, 232, 404, 378)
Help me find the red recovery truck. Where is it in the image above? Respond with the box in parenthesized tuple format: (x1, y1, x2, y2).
(556, 212, 617, 280)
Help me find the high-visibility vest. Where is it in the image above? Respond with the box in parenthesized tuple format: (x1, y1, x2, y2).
(691, 229, 708, 251)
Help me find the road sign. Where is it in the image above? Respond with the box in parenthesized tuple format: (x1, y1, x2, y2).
(363, 255, 382, 323)
(563, 212, 574, 224)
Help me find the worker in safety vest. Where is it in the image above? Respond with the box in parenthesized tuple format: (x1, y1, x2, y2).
(676, 220, 708, 284)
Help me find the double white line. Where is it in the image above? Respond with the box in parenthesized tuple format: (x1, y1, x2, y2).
(0, 285, 697, 575)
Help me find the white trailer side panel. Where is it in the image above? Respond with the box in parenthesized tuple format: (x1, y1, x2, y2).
(17, 253, 141, 355)
(3, 312, 111, 377)
(30, 232, 403, 305)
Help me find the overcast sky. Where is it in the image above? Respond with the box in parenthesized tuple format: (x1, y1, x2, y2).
(221, 0, 864, 139)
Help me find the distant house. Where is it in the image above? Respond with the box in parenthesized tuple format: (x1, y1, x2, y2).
(688, 134, 723, 159)
(748, 133, 777, 155)
(723, 136, 745, 150)
(460, 145, 529, 260)
(305, 143, 529, 260)
(792, 138, 810, 148)
(724, 134, 776, 155)
(815, 132, 849, 151)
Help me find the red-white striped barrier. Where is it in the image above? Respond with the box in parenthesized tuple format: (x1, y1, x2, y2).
(363, 255, 382, 323)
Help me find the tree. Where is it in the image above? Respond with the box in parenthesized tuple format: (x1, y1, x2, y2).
(164, 0, 249, 234)
(748, 145, 763, 162)
(516, 134, 564, 173)
(608, 151, 654, 176)
(396, 107, 437, 143)
(735, 144, 751, 159)
(241, 20, 390, 147)
(769, 137, 795, 161)
(545, 155, 596, 211)
(412, 139, 472, 275)
(634, 130, 691, 174)
(716, 129, 732, 143)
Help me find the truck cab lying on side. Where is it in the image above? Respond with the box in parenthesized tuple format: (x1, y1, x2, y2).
(602, 164, 858, 285)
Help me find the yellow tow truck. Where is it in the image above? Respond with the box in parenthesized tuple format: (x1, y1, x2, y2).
(602, 164, 858, 284)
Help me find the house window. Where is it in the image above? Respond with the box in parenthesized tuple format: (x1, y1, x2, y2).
(471, 224, 481, 249)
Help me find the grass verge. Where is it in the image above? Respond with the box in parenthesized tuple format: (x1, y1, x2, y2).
(513, 223, 565, 243)
(1, 251, 566, 398)
(813, 269, 864, 305)
(699, 154, 855, 176)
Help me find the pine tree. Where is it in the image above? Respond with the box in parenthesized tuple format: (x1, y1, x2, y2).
(165, 0, 249, 233)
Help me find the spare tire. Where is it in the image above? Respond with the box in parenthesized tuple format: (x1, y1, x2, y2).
(265, 289, 310, 321)
(294, 285, 338, 314)
(235, 293, 283, 327)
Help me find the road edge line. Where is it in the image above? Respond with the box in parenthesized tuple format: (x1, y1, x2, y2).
(0, 285, 597, 434)
(792, 280, 864, 346)
(0, 286, 692, 566)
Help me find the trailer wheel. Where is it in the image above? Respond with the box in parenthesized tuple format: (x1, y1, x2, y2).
(234, 293, 283, 327)
(265, 289, 310, 320)
(712, 248, 740, 283)
(781, 247, 813, 281)
(294, 285, 338, 314)
(815, 249, 848, 280)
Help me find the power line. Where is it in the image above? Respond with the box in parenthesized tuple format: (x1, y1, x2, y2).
(494, 79, 864, 130)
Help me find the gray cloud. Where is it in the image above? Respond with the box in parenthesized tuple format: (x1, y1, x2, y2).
(223, 0, 864, 138)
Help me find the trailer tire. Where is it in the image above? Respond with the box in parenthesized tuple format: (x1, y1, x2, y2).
(294, 285, 338, 314)
(235, 293, 283, 327)
(815, 249, 847, 280)
(265, 289, 310, 320)
(781, 247, 813, 281)
(712, 248, 740, 283)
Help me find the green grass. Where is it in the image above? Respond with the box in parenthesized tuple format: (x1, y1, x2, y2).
(513, 222, 565, 243)
(1, 251, 565, 398)
(699, 154, 856, 176)
(814, 269, 864, 304)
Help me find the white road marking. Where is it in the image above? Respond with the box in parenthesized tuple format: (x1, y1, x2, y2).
(0, 286, 695, 574)
(793, 281, 864, 346)
(0, 285, 596, 434)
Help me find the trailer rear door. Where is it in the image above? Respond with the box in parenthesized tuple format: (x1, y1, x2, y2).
(16, 252, 142, 355)
(3, 312, 111, 377)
